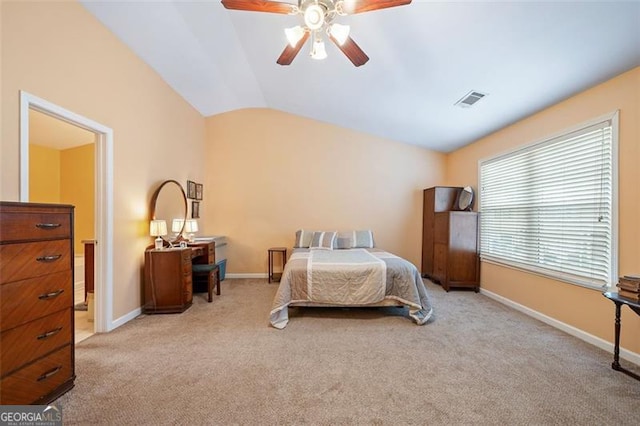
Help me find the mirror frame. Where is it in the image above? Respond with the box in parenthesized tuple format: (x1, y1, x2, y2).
(457, 186, 474, 211)
(150, 179, 188, 245)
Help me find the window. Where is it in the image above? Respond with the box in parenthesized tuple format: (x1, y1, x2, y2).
(479, 112, 617, 289)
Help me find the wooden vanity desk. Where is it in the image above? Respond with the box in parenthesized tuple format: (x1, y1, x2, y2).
(143, 241, 214, 314)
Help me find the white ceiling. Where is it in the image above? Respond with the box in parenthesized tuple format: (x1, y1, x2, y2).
(30, 109, 95, 150)
(81, 0, 640, 152)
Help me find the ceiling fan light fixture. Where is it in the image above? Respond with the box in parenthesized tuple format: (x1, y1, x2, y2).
(220, 0, 413, 67)
(310, 38, 328, 60)
(285, 25, 305, 47)
(329, 23, 350, 45)
(304, 4, 325, 30)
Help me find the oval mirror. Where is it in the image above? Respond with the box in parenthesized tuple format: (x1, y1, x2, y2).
(457, 186, 474, 211)
(150, 180, 187, 244)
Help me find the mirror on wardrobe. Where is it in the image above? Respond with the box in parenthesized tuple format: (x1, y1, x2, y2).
(457, 186, 474, 211)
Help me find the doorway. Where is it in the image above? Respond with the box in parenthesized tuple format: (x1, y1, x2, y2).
(19, 91, 115, 333)
(28, 109, 96, 341)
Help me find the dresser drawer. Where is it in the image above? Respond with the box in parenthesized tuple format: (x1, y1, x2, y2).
(1, 309, 72, 377)
(0, 240, 71, 283)
(0, 270, 72, 331)
(0, 211, 71, 242)
(0, 345, 73, 405)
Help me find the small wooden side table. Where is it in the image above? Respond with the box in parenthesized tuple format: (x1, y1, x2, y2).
(268, 247, 287, 283)
(602, 291, 640, 381)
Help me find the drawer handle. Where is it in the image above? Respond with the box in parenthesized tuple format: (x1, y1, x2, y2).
(37, 327, 63, 340)
(38, 289, 64, 300)
(36, 223, 62, 230)
(37, 366, 62, 382)
(36, 254, 62, 263)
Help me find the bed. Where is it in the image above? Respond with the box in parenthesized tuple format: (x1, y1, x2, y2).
(269, 231, 434, 329)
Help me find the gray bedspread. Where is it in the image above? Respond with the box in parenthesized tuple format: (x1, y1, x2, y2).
(270, 248, 434, 329)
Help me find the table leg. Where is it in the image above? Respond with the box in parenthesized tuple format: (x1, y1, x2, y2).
(612, 302, 621, 371)
(215, 267, 221, 295)
(268, 251, 273, 283)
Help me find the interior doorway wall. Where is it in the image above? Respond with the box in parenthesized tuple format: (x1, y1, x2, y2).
(19, 91, 115, 333)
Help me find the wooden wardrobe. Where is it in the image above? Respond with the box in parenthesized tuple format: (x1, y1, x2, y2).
(421, 187, 480, 292)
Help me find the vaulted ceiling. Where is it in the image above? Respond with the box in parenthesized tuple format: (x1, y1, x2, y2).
(81, 0, 640, 152)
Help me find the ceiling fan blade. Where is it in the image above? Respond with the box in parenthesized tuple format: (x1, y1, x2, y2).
(341, 0, 412, 14)
(276, 31, 310, 65)
(221, 0, 297, 14)
(329, 35, 369, 67)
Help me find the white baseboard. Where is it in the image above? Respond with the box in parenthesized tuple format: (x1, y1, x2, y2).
(108, 307, 142, 331)
(101, 274, 265, 330)
(226, 273, 268, 279)
(481, 288, 640, 367)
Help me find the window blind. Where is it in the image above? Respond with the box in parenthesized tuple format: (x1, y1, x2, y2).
(479, 116, 616, 288)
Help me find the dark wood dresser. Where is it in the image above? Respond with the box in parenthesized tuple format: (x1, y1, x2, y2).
(432, 211, 479, 292)
(421, 187, 480, 291)
(0, 201, 75, 404)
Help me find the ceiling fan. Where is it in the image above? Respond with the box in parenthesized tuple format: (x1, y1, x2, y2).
(221, 0, 412, 67)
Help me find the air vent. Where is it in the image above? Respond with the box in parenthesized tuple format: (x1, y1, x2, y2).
(455, 90, 488, 108)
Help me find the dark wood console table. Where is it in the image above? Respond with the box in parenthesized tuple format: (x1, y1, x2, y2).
(602, 291, 640, 381)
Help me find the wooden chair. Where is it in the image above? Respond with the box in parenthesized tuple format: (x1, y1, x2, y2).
(192, 263, 220, 302)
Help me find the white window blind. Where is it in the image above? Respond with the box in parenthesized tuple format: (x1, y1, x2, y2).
(480, 115, 617, 289)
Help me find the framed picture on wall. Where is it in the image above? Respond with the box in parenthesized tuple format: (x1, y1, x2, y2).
(195, 183, 203, 200)
(192, 201, 200, 218)
(187, 180, 196, 199)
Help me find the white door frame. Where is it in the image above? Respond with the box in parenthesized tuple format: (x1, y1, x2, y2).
(20, 91, 114, 333)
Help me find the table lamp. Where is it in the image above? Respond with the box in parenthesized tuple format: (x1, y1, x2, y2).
(184, 219, 198, 242)
(150, 220, 167, 250)
(171, 218, 184, 240)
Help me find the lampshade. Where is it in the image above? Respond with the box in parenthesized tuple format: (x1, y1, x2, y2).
(285, 25, 305, 47)
(329, 23, 350, 45)
(184, 219, 198, 233)
(310, 38, 327, 60)
(149, 220, 167, 237)
(172, 218, 184, 233)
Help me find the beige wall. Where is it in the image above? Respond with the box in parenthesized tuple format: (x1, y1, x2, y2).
(30, 142, 95, 253)
(204, 108, 446, 273)
(60, 143, 95, 254)
(446, 67, 640, 354)
(1, 1, 206, 321)
(29, 144, 61, 203)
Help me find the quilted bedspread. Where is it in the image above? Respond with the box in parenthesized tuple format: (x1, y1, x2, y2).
(269, 248, 434, 329)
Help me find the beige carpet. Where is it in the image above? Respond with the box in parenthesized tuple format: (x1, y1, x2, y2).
(58, 279, 639, 425)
